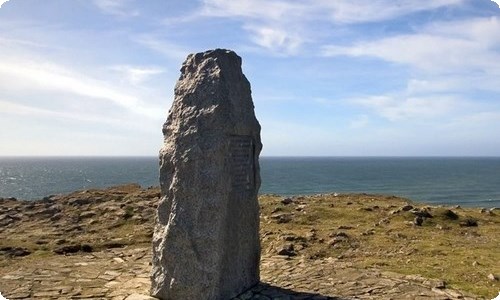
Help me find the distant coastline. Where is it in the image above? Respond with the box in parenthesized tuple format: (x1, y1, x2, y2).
(1, 155, 500, 158)
(1, 156, 499, 207)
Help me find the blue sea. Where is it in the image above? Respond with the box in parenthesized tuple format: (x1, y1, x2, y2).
(0, 157, 499, 208)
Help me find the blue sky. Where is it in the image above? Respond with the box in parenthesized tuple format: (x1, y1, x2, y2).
(0, 0, 499, 156)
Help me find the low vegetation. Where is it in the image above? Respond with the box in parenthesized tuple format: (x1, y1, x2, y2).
(260, 193, 500, 297)
(0, 185, 498, 297)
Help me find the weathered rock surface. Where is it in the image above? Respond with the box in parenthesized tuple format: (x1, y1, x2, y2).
(152, 49, 262, 300)
(0, 184, 157, 255)
(0, 247, 481, 300)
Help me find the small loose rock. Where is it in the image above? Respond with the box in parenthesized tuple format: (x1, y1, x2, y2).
(487, 273, 498, 281)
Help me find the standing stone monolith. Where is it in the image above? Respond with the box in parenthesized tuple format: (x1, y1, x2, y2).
(151, 49, 262, 300)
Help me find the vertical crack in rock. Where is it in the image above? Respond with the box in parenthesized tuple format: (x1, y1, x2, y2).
(151, 49, 262, 300)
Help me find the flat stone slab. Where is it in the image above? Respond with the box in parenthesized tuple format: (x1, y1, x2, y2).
(0, 246, 480, 300)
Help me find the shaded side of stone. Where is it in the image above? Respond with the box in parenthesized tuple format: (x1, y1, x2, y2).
(151, 49, 262, 300)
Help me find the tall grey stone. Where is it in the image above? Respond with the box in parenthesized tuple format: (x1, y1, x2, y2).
(151, 49, 262, 300)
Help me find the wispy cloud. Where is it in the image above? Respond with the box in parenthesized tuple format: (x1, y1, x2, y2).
(451, 111, 500, 125)
(201, 0, 463, 24)
(316, 0, 464, 24)
(322, 17, 500, 74)
(0, 36, 55, 49)
(132, 34, 190, 61)
(0, 99, 135, 127)
(351, 95, 461, 121)
(199, 0, 464, 54)
(0, 0, 10, 9)
(0, 58, 163, 119)
(200, 0, 309, 55)
(1, 0, 498, 156)
(244, 25, 304, 55)
(200, 0, 304, 21)
(323, 16, 500, 124)
(93, 0, 139, 17)
(108, 65, 165, 85)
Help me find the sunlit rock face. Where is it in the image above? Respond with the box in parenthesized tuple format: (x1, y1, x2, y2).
(151, 49, 262, 300)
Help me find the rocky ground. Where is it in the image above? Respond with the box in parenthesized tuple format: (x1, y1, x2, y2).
(0, 184, 499, 299)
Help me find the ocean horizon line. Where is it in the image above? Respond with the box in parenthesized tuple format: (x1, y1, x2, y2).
(1, 156, 499, 207)
(1, 155, 500, 159)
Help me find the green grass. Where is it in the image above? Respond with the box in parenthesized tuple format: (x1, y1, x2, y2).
(259, 194, 500, 298)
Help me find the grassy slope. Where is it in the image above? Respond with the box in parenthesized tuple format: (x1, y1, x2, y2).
(259, 193, 500, 297)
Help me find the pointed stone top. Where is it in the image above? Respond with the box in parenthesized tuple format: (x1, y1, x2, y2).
(179, 48, 242, 78)
(186, 48, 241, 64)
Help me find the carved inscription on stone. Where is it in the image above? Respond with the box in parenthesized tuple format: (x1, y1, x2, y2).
(229, 135, 254, 191)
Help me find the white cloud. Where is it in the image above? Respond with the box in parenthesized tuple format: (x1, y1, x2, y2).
(200, 0, 309, 54)
(199, 0, 464, 54)
(317, 0, 464, 24)
(201, 0, 304, 21)
(428, 16, 500, 45)
(108, 65, 165, 85)
(492, 0, 500, 8)
(406, 74, 500, 94)
(323, 17, 500, 74)
(323, 34, 497, 74)
(323, 34, 473, 71)
(351, 95, 461, 121)
(331, 16, 500, 124)
(201, 0, 463, 24)
(93, 0, 139, 17)
(322, 16, 500, 117)
(450, 111, 500, 125)
(0, 36, 55, 49)
(244, 25, 303, 55)
(0, 99, 127, 126)
(0, 0, 9, 8)
(0, 58, 163, 119)
(0, 12, 173, 155)
(133, 35, 190, 61)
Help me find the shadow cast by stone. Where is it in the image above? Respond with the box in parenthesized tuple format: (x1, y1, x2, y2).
(234, 282, 349, 300)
